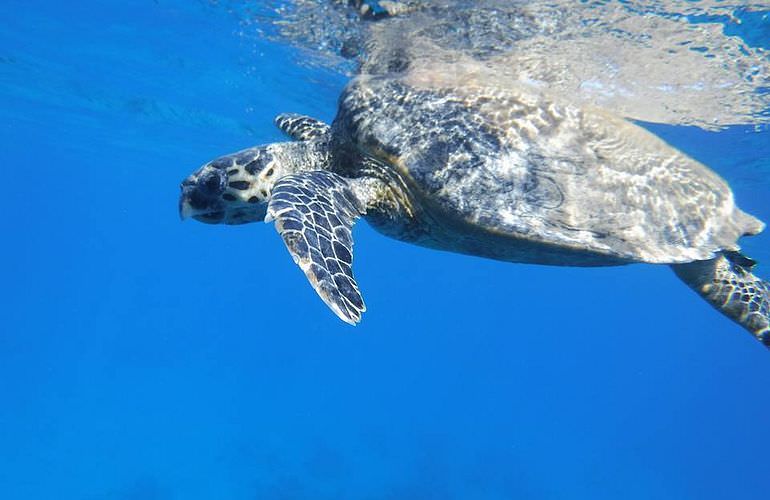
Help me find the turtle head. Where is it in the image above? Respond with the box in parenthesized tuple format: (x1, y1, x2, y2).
(179, 144, 282, 225)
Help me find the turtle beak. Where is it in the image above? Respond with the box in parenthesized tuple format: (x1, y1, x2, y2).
(178, 192, 195, 220)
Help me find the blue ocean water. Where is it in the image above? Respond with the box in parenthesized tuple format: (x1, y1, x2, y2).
(1, 1, 769, 499)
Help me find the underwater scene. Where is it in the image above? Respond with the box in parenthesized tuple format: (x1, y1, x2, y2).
(1, 1, 769, 498)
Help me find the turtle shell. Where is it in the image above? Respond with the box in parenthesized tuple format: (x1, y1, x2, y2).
(333, 72, 764, 264)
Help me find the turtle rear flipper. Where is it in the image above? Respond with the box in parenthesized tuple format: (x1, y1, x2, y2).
(266, 170, 367, 325)
(673, 253, 770, 348)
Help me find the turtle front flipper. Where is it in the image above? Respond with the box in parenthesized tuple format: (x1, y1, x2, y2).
(266, 171, 367, 324)
(672, 253, 770, 348)
(274, 113, 331, 142)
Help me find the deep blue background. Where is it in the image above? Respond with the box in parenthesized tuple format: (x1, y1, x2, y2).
(1, 2, 769, 499)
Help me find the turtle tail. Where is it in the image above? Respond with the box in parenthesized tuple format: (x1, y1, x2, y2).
(672, 252, 770, 349)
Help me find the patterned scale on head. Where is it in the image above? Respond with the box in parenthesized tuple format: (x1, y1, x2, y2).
(179, 123, 329, 226)
(179, 146, 278, 224)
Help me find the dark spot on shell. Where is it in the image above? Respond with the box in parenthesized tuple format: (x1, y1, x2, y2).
(248, 196, 259, 204)
(265, 167, 274, 177)
(229, 181, 250, 190)
(227, 169, 239, 176)
(222, 193, 236, 201)
(524, 175, 564, 209)
(386, 48, 409, 73)
(260, 189, 268, 198)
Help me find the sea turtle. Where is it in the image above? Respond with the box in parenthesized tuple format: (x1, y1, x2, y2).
(179, 73, 770, 349)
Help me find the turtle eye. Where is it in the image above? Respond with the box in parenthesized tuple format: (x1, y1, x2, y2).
(201, 170, 225, 195)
